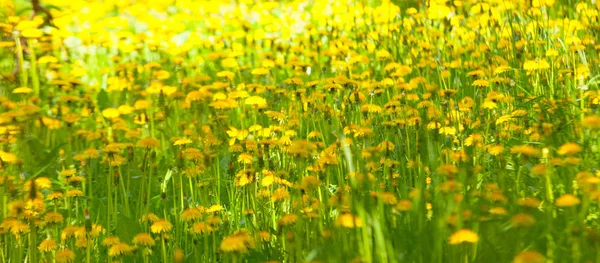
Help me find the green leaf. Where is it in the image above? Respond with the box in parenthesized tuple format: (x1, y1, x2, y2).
(97, 89, 110, 111)
(115, 214, 142, 243)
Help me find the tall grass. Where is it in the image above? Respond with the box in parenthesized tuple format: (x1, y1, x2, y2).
(0, 0, 599, 262)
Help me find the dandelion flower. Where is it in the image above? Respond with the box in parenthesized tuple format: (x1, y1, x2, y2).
(55, 249, 76, 263)
(395, 200, 413, 212)
(258, 231, 271, 242)
(278, 214, 298, 227)
(510, 145, 540, 157)
(173, 138, 192, 146)
(582, 115, 600, 129)
(151, 219, 173, 234)
(174, 248, 184, 263)
(511, 213, 536, 228)
(220, 230, 255, 254)
(271, 188, 290, 202)
(448, 229, 479, 245)
(181, 208, 203, 222)
(44, 212, 64, 225)
(102, 108, 120, 119)
(38, 238, 58, 252)
(13, 87, 33, 94)
(251, 67, 269, 75)
(190, 222, 214, 235)
(109, 242, 134, 257)
(133, 233, 155, 247)
(102, 236, 120, 247)
(472, 79, 490, 87)
(557, 142, 582, 156)
(207, 204, 224, 213)
(136, 137, 161, 149)
(513, 251, 545, 263)
(21, 28, 44, 38)
(237, 153, 254, 164)
(555, 194, 580, 207)
(244, 96, 268, 108)
(335, 213, 363, 228)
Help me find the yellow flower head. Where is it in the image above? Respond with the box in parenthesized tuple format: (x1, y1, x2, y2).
(448, 229, 479, 245)
(555, 194, 580, 207)
(557, 142, 582, 156)
(335, 213, 363, 228)
(151, 219, 173, 234)
(133, 233, 155, 247)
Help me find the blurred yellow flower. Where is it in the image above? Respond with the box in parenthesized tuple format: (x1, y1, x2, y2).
(102, 108, 120, 119)
(448, 229, 479, 245)
(555, 194, 580, 207)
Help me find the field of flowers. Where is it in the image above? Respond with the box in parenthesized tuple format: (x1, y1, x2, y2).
(1, 0, 600, 262)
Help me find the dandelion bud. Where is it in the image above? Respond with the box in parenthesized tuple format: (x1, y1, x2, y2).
(84, 209, 91, 232)
(159, 89, 165, 107)
(127, 145, 134, 161)
(173, 248, 184, 263)
(542, 148, 549, 159)
(25, 178, 37, 200)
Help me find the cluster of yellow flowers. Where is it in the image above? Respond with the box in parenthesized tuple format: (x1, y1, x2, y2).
(1, 0, 600, 262)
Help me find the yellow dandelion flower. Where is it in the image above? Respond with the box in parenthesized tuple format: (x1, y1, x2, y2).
(271, 187, 290, 202)
(38, 55, 58, 64)
(494, 65, 512, 75)
(251, 67, 269, 75)
(207, 204, 224, 213)
(181, 208, 203, 222)
(258, 231, 271, 242)
(472, 79, 490, 87)
(511, 213, 536, 228)
(102, 108, 120, 119)
(582, 115, 600, 129)
(487, 145, 505, 156)
(217, 70, 235, 80)
(448, 229, 479, 245)
(395, 199, 413, 212)
(66, 189, 84, 197)
(489, 207, 508, 216)
(136, 137, 161, 149)
(109, 242, 134, 257)
(428, 3, 451, 20)
(510, 145, 540, 157)
(513, 251, 545, 263)
(44, 212, 64, 225)
(335, 213, 363, 228)
(220, 230, 255, 254)
(174, 248, 184, 263)
(439, 126, 456, 136)
(55, 249, 76, 263)
(278, 214, 298, 227)
(557, 142, 582, 156)
(482, 100, 497, 109)
(20, 28, 43, 38)
(102, 236, 120, 247)
(221, 57, 239, 69)
(174, 138, 192, 146)
(244, 96, 267, 108)
(13, 86, 33, 94)
(555, 194, 580, 207)
(133, 233, 155, 247)
(360, 104, 382, 114)
(151, 219, 173, 234)
(190, 222, 214, 235)
(39, 238, 58, 252)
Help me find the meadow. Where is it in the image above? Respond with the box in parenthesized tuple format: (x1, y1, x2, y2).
(1, 0, 599, 262)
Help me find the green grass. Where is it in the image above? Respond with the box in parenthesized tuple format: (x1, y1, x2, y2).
(0, 0, 600, 262)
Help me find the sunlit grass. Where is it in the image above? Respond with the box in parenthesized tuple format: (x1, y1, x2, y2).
(1, 0, 600, 262)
